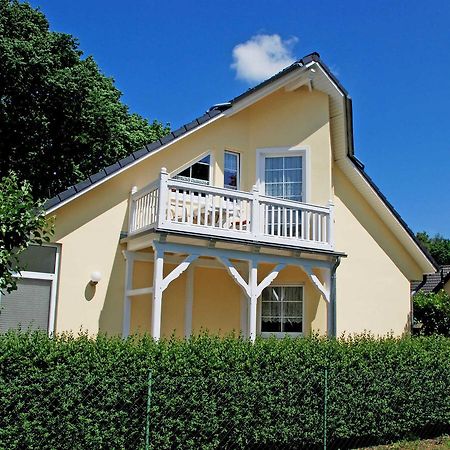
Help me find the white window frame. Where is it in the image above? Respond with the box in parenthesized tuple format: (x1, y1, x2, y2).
(256, 146, 310, 203)
(0, 244, 60, 335)
(224, 150, 241, 190)
(172, 151, 214, 186)
(259, 283, 305, 339)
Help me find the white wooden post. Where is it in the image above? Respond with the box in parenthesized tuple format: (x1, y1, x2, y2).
(151, 246, 164, 340)
(251, 184, 261, 239)
(248, 259, 258, 342)
(240, 293, 248, 338)
(128, 186, 138, 234)
(122, 251, 134, 338)
(184, 264, 194, 339)
(323, 267, 333, 336)
(157, 167, 169, 228)
(327, 200, 334, 249)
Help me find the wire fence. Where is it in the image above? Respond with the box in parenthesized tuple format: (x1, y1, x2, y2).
(1, 366, 449, 449)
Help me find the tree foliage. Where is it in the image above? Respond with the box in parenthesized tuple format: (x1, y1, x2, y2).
(416, 231, 450, 266)
(413, 290, 450, 337)
(0, 172, 53, 294)
(0, 0, 169, 199)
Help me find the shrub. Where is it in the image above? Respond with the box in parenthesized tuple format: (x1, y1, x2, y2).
(413, 290, 450, 336)
(0, 332, 449, 449)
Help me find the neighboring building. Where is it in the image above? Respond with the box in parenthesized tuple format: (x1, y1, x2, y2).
(0, 53, 437, 339)
(412, 266, 450, 295)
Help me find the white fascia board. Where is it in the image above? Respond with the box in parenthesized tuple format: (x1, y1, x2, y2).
(45, 113, 225, 215)
(337, 158, 436, 273)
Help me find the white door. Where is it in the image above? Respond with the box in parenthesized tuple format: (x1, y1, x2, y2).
(260, 153, 304, 236)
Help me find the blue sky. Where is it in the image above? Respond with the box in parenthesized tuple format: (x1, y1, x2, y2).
(30, 0, 450, 236)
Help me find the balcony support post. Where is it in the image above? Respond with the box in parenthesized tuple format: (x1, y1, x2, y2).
(121, 250, 135, 338)
(184, 264, 195, 339)
(157, 167, 169, 229)
(251, 184, 261, 239)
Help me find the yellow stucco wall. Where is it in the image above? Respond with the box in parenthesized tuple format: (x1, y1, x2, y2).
(333, 165, 417, 336)
(49, 84, 421, 337)
(444, 279, 450, 296)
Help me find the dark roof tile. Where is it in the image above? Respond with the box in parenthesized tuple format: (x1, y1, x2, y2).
(160, 133, 175, 145)
(58, 186, 77, 201)
(184, 119, 199, 131)
(197, 114, 210, 125)
(173, 126, 187, 138)
(89, 170, 107, 183)
(131, 147, 148, 159)
(118, 154, 136, 167)
(73, 179, 92, 192)
(146, 140, 162, 152)
(44, 196, 61, 210)
(104, 162, 121, 175)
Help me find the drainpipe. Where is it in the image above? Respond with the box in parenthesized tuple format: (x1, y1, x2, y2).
(330, 256, 341, 337)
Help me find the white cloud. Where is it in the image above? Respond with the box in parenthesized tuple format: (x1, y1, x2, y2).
(231, 34, 298, 84)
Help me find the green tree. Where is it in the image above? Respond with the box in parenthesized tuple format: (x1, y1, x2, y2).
(0, 0, 169, 199)
(416, 231, 450, 265)
(413, 290, 450, 336)
(0, 172, 53, 294)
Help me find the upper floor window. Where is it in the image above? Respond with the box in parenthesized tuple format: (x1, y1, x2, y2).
(174, 155, 211, 185)
(224, 151, 240, 190)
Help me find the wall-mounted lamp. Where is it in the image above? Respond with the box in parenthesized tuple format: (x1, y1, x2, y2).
(90, 271, 102, 286)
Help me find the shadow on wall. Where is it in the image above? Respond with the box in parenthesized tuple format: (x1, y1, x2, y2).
(98, 215, 128, 336)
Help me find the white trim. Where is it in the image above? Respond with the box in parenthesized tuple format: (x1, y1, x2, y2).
(127, 287, 153, 297)
(260, 283, 305, 339)
(47, 245, 60, 334)
(171, 151, 214, 186)
(45, 114, 225, 214)
(256, 146, 310, 203)
(1, 244, 60, 335)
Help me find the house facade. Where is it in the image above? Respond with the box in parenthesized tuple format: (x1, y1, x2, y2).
(0, 53, 437, 339)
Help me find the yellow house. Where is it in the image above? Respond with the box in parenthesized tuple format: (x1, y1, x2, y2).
(0, 53, 437, 339)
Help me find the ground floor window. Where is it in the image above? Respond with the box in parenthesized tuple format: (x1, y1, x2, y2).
(0, 245, 59, 334)
(261, 285, 303, 336)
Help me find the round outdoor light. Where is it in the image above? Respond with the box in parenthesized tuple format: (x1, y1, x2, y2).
(90, 271, 102, 286)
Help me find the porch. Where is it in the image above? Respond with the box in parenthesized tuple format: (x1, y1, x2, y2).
(121, 237, 341, 341)
(128, 168, 334, 252)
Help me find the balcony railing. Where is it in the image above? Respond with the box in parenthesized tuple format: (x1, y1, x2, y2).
(128, 168, 334, 251)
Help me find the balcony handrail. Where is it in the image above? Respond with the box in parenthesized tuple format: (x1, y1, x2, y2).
(129, 167, 334, 250)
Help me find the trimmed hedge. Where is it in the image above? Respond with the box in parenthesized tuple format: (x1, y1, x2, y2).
(0, 332, 449, 449)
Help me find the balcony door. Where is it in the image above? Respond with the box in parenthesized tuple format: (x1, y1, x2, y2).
(263, 155, 303, 201)
(258, 148, 307, 237)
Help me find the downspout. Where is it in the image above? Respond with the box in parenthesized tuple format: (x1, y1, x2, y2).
(330, 256, 341, 337)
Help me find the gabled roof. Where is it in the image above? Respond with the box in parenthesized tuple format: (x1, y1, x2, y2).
(44, 53, 320, 211)
(412, 265, 450, 294)
(43, 52, 438, 271)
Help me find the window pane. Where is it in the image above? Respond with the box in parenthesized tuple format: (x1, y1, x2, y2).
(16, 246, 57, 274)
(224, 171, 237, 189)
(284, 156, 302, 169)
(224, 152, 238, 171)
(0, 278, 51, 332)
(265, 157, 283, 170)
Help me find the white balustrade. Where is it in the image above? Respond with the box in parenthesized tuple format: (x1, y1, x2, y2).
(129, 168, 334, 250)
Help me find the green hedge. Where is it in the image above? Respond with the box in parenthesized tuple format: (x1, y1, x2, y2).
(0, 332, 449, 449)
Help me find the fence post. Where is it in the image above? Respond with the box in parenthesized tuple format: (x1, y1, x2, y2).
(145, 369, 152, 450)
(323, 367, 328, 450)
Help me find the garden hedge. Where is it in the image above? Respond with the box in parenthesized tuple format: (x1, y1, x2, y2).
(0, 332, 449, 449)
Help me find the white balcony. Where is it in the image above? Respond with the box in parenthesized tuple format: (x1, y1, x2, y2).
(128, 168, 334, 251)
